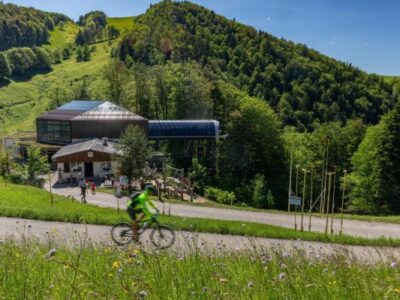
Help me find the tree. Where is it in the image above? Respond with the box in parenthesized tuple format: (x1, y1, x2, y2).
(350, 104, 400, 214)
(75, 46, 83, 62)
(0, 52, 11, 79)
(114, 125, 152, 185)
(103, 59, 129, 106)
(251, 174, 274, 208)
(25, 146, 48, 186)
(32, 47, 52, 69)
(190, 158, 208, 194)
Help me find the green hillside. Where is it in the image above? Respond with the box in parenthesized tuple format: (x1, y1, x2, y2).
(115, 1, 398, 129)
(108, 17, 135, 33)
(0, 17, 133, 138)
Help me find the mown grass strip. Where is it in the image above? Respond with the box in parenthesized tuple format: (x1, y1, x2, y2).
(1, 183, 399, 247)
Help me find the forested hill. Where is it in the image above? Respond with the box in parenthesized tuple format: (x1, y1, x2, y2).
(0, 3, 71, 50)
(116, 1, 396, 130)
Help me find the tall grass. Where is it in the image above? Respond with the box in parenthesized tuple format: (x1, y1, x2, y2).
(0, 237, 399, 299)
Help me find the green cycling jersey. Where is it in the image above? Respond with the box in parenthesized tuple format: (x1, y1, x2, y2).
(127, 190, 157, 218)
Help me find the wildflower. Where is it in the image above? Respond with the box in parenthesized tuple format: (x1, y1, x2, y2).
(323, 268, 328, 273)
(139, 290, 148, 298)
(45, 248, 56, 258)
(391, 262, 398, 268)
(247, 281, 254, 288)
(280, 263, 287, 269)
(395, 288, 400, 294)
(108, 273, 113, 278)
(278, 273, 286, 281)
(112, 260, 121, 269)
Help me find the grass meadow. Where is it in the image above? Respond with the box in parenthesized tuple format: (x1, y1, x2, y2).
(0, 237, 400, 299)
(1, 182, 400, 247)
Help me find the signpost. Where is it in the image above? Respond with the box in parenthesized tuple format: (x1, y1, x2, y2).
(289, 196, 302, 206)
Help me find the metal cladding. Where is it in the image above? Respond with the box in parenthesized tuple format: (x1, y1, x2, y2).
(36, 100, 148, 145)
(36, 100, 220, 145)
(148, 120, 220, 139)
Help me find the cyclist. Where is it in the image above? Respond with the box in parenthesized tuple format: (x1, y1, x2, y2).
(127, 183, 159, 241)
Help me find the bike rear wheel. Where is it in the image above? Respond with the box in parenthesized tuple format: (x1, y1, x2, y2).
(111, 223, 134, 245)
(150, 225, 175, 249)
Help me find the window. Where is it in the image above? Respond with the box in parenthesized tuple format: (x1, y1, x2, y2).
(101, 161, 112, 171)
(64, 163, 70, 173)
(37, 119, 71, 145)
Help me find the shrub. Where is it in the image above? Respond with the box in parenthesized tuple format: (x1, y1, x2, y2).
(204, 186, 236, 205)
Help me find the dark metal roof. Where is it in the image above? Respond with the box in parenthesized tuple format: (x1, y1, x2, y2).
(37, 109, 83, 121)
(148, 120, 219, 140)
(52, 139, 120, 160)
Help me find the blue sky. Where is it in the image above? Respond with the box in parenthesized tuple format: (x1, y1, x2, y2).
(4, 0, 400, 75)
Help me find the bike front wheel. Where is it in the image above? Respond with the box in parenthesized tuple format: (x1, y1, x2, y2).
(150, 225, 176, 249)
(111, 223, 134, 246)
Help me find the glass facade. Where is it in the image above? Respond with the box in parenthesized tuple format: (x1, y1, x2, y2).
(37, 119, 71, 144)
(148, 121, 219, 139)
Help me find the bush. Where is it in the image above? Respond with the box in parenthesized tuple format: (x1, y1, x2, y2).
(204, 186, 236, 205)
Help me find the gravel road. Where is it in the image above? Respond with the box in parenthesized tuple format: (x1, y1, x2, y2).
(1, 216, 399, 264)
(47, 183, 400, 240)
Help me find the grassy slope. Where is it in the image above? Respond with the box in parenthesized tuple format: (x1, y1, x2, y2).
(1, 182, 400, 247)
(108, 17, 135, 33)
(0, 22, 112, 138)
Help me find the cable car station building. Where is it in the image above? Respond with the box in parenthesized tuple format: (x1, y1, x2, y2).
(29, 100, 219, 181)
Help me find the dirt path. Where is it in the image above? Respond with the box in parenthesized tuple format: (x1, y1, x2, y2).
(1, 216, 399, 263)
(46, 182, 400, 240)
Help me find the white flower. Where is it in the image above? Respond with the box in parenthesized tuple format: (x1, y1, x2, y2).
(139, 290, 148, 298)
(323, 268, 328, 273)
(280, 263, 287, 269)
(391, 262, 398, 268)
(45, 248, 56, 258)
(247, 281, 254, 288)
(278, 273, 286, 281)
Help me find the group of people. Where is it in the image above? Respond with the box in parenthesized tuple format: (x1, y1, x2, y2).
(79, 178, 96, 203)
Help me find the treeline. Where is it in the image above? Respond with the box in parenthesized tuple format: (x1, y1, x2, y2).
(0, 45, 74, 79)
(0, 2, 70, 51)
(101, 59, 288, 208)
(115, 1, 397, 130)
(75, 11, 119, 45)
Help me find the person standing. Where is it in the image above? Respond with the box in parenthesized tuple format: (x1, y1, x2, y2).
(79, 178, 87, 203)
(91, 181, 96, 195)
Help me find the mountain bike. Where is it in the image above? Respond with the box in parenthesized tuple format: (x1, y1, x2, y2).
(111, 214, 175, 249)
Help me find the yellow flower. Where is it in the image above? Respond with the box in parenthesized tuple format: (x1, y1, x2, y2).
(395, 288, 400, 294)
(133, 249, 140, 255)
(108, 273, 114, 278)
(112, 260, 121, 269)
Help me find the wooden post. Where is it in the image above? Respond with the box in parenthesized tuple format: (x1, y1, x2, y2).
(162, 163, 167, 195)
(308, 166, 313, 231)
(288, 147, 293, 212)
(340, 170, 347, 235)
(48, 167, 54, 206)
(330, 167, 337, 235)
(180, 168, 184, 201)
(300, 169, 308, 232)
(325, 172, 332, 234)
(294, 165, 299, 231)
